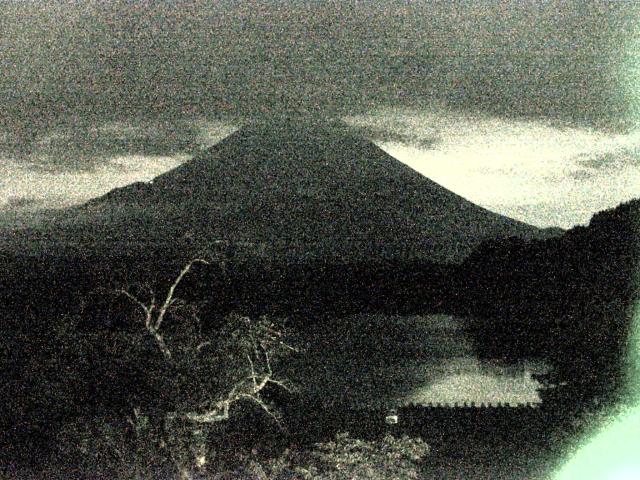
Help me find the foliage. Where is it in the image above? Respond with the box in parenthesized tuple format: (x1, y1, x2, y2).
(1, 312, 97, 435)
(262, 433, 430, 480)
(461, 199, 640, 408)
(54, 413, 159, 479)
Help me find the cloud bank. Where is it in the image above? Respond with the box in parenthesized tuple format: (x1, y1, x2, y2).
(1, 0, 638, 160)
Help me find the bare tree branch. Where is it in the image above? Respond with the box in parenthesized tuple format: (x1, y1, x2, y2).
(237, 393, 281, 424)
(119, 289, 154, 328)
(266, 349, 273, 376)
(119, 258, 210, 361)
(151, 329, 172, 360)
(247, 354, 258, 390)
(196, 341, 211, 352)
(155, 258, 209, 331)
(256, 374, 270, 392)
(115, 258, 299, 478)
(183, 403, 229, 423)
(143, 283, 157, 309)
(183, 363, 290, 427)
(184, 390, 281, 426)
(118, 289, 149, 316)
(266, 378, 294, 393)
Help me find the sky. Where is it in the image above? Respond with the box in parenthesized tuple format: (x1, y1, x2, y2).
(1, 0, 639, 229)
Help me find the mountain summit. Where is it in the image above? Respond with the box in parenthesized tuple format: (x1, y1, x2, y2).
(6, 118, 552, 263)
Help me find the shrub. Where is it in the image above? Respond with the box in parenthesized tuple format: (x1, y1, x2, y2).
(263, 433, 430, 480)
(54, 413, 166, 479)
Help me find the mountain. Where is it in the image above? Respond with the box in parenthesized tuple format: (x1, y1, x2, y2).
(1, 117, 556, 264)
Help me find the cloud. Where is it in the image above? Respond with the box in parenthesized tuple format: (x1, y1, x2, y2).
(346, 122, 439, 149)
(0, 118, 237, 171)
(0, 195, 53, 229)
(1, 196, 42, 211)
(352, 108, 640, 228)
(563, 137, 640, 180)
(1, 0, 638, 162)
(566, 169, 598, 181)
(577, 146, 640, 170)
(0, 153, 189, 218)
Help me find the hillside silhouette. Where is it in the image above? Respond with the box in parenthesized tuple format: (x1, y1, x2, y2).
(458, 199, 640, 407)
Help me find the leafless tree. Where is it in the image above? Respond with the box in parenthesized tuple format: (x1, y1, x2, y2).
(119, 258, 297, 479)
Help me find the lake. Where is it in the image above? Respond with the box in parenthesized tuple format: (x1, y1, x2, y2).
(284, 314, 548, 408)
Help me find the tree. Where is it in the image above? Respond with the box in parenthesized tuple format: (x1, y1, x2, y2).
(118, 258, 297, 479)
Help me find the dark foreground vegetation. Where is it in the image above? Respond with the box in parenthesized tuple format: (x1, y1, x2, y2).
(457, 199, 639, 410)
(1, 257, 436, 479)
(0, 200, 637, 478)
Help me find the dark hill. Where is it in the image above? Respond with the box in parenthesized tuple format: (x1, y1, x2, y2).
(458, 198, 640, 407)
(2, 117, 553, 263)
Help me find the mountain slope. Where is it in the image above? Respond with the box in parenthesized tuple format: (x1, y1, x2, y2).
(3, 118, 553, 263)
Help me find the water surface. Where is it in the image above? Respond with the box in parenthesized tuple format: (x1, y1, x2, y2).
(286, 314, 548, 408)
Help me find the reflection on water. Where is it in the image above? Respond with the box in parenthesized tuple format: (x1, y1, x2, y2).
(402, 357, 547, 406)
(289, 314, 549, 408)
